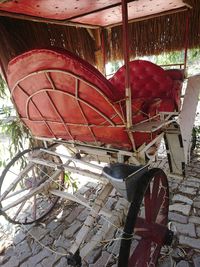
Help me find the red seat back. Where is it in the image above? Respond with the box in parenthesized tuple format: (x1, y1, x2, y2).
(7, 49, 132, 149)
(110, 60, 173, 99)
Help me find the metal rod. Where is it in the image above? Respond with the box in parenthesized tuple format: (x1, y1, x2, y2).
(39, 148, 103, 171)
(28, 157, 106, 183)
(122, 0, 133, 131)
(69, 183, 113, 255)
(1, 170, 62, 212)
(101, 28, 106, 76)
(184, 12, 190, 72)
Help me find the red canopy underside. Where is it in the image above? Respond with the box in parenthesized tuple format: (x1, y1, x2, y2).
(0, 0, 187, 26)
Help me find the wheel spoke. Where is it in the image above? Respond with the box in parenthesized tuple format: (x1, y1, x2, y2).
(119, 168, 169, 267)
(3, 187, 30, 201)
(0, 147, 64, 224)
(0, 163, 34, 201)
(151, 174, 160, 204)
(32, 195, 37, 221)
(144, 186, 151, 222)
(153, 186, 166, 223)
(128, 239, 151, 267)
(12, 200, 26, 221)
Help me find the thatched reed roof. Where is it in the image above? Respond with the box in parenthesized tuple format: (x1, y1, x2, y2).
(105, 0, 200, 62)
(0, 17, 96, 73)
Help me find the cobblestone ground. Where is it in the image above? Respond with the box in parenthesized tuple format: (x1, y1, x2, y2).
(0, 148, 200, 267)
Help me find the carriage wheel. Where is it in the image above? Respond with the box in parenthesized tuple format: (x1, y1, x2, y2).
(118, 168, 170, 267)
(0, 147, 64, 224)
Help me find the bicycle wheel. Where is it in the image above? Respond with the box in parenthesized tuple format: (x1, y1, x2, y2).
(118, 168, 170, 267)
(0, 147, 64, 224)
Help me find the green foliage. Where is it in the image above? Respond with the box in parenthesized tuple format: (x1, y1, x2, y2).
(64, 172, 78, 193)
(153, 51, 183, 66)
(0, 74, 33, 166)
(150, 48, 200, 75)
(0, 117, 32, 158)
(193, 126, 200, 149)
(0, 0, 12, 3)
(0, 75, 7, 98)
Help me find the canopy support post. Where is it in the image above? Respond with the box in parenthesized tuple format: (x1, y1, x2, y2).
(184, 12, 189, 72)
(122, 0, 136, 151)
(122, 0, 132, 129)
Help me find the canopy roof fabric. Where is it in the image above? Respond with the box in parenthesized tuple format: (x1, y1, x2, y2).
(0, 0, 199, 70)
(0, 0, 190, 27)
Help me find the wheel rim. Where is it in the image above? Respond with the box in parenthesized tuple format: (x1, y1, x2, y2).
(128, 169, 169, 267)
(0, 148, 64, 224)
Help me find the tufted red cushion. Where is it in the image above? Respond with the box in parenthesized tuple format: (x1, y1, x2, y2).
(147, 98, 175, 117)
(109, 60, 173, 99)
(165, 69, 184, 81)
(110, 60, 183, 117)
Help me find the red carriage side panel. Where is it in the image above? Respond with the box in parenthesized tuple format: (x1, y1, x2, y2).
(7, 49, 132, 150)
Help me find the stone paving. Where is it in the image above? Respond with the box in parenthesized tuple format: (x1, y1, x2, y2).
(0, 147, 200, 267)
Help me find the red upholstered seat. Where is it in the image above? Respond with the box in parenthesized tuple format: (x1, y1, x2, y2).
(7, 49, 132, 150)
(109, 60, 183, 148)
(165, 69, 184, 111)
(109, 60, 182, 118)
(7, 50, 183, 151)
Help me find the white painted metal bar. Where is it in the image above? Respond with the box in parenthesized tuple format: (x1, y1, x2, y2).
(28, 157, 106, 183)
(1, 170, 62, 212)
(131, 119, 175, 133)
(80, 198, 129, 258)
(138, 133, 164, 154)
(69, 183, 113, 255)
(11, 69, 125, 123)
(39, 148, 103, 171)
(50, 189, 92, 210)
(50, 189, 112, 217)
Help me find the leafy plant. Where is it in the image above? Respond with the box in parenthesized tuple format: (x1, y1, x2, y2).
(0, 75, 6, 98)
(193, 126, 200, 149)
(0, 74, 33, 166)
(0, 117, 32, 157)
(64, 172, 78, 193)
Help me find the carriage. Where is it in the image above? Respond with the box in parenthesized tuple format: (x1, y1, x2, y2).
(0, 1, 199, 266)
